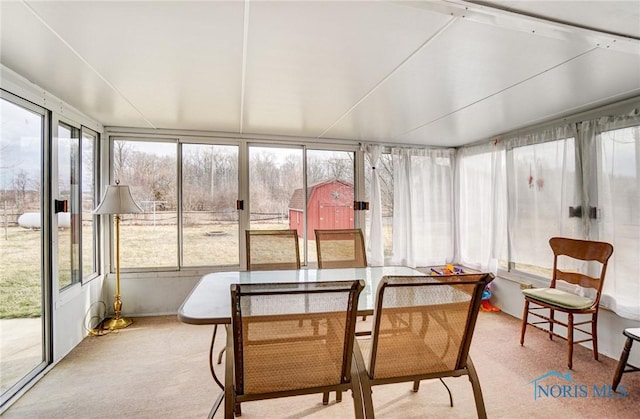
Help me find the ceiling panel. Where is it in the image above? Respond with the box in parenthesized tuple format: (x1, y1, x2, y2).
(397, 48, 640, 146)
(23, 1, 245, 131)
(322, 16, 596, 143)
(0, 1, 152, 128)
(483, 0, 640, 38)
(1, 1, 639, 147)
(242, 1, 452, 137)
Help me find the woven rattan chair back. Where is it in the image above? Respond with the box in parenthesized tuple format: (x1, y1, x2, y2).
(353, 273, 493, 419)
(226, 280, 365, 418)
(315, 229, 367, 269)
(246, 229, 300, 271)
(367, 274, 490, 379)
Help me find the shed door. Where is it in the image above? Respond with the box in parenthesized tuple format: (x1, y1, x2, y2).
(319, 205, 353, 229)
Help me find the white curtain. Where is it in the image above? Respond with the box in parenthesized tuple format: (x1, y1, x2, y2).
(456, 142, 506, 273)
(591, 113, 640, 320)
(391, 147, 455, 267)
(505, 125, 582, 272)
(363, 144, 384, 266)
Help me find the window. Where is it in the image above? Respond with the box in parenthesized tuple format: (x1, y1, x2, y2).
(597, 124, 640, 319)
(111, 140, 361, 269)
(457, 144, 506, 272)
(506, 130, 580, 277)
(306, 149, 355, 265)
(0, 96, 47, 403)
(81, 128, 99, 281)
(391, 148, 455, 267)
(182, 144, 239, 267)
(113, 139, 178, 269)
(364, 150, 393, 261)
(459, 108, 640, 321)
(249, 145, 302, 233)
(57, 121, 81, 289)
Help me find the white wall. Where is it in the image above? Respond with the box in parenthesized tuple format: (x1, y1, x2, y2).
(53, 278, 105, 360)
(106, 269, 216, 317)
(114, 267, 640, 368)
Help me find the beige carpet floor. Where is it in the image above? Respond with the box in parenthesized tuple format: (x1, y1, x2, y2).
(3, 312, 639, 418)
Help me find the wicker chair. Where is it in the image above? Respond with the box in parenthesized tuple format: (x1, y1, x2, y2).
(352, 273, 494, 419)
(246, 229, 300, 271)
(520, 237, 614, 369)
(225, 280, 366, 418)
(315, 229, 367, 269)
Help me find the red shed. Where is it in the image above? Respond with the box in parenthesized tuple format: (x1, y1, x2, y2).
(288, 179, 354, 238)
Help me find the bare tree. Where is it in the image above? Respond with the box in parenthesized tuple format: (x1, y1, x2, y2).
(12, 169, 29, 211)
(112, 140, 133, 182)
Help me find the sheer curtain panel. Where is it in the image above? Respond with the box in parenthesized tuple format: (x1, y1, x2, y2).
(593, 112, 640, 320)
(364, 144, 384, 266)
(456, 142, 507, 273)
(391, 147, 455, 267)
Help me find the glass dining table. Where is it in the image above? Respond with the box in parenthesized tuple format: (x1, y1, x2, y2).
(177, 266, 426, 418)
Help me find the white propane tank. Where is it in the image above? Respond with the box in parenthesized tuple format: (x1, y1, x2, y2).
(18, 212, 71, 229)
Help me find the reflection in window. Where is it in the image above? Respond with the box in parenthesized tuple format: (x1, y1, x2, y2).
(58, 122, 80, 289)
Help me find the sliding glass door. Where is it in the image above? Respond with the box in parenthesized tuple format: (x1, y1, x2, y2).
(0, 95, 49, 406)
(247, 145, 356, 266)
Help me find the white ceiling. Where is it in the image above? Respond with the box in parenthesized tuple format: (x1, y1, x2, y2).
(1, 0, 639, 147)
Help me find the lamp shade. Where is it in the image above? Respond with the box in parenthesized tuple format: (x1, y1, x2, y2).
(94, 184, 142, 215)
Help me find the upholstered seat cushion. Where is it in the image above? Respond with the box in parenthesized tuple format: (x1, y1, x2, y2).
(522, 287, 593, 310)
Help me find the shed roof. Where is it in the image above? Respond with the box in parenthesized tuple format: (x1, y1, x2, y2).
(288, 178, 353, 210)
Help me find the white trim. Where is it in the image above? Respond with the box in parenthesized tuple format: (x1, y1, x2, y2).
(1, 65, 103, 133)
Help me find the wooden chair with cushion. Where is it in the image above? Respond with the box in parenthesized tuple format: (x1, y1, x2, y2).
(246, 229, 300, 271)
(225, 280, 366, 418)
(520, 237, 614, 369)
(352, 273, 494, 419)
(315, 228, 367, 269)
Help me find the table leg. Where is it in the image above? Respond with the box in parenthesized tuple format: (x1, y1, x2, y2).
(209, 324, 225, 390)
(207, 391, 225, 419)
(206, 324, 227, 418)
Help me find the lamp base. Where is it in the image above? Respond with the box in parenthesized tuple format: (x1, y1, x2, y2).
(103, 317, 133, 330)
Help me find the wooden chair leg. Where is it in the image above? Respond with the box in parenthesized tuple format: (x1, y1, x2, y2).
(592, 314, 599, 361)
(612, 337, 633, 391)
(519, 300, 529, 345)
(412, 380, 420, 392)
(549, 308, 555, 340)
(322, 392, 329, 405)
(336, 390, 342, 403)
(567, 313, 574, 370)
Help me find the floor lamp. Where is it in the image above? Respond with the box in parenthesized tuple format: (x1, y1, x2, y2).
(94, 181, 142, 330)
